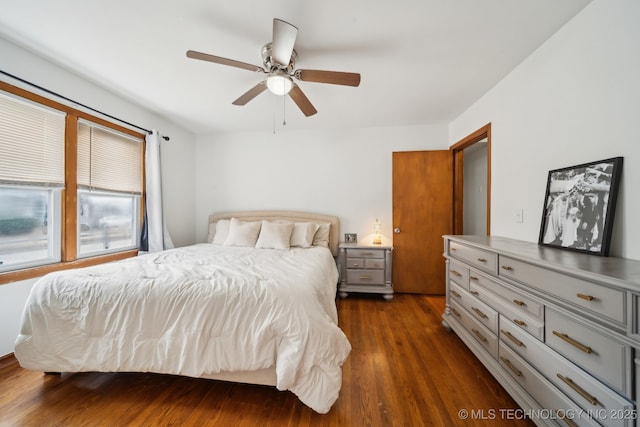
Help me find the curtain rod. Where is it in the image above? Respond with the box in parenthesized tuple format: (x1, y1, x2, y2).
(0, 69, 170, 141)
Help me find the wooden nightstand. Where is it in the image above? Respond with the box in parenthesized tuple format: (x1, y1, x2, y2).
(338, 243, 393, 301)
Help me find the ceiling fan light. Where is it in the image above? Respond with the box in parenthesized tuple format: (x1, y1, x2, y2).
(266, 73, 293, 96)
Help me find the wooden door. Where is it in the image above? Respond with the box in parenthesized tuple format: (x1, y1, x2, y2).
(392, 150, 453, 294)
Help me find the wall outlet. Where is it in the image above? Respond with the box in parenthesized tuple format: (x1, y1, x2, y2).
(515, 208, 524, 223)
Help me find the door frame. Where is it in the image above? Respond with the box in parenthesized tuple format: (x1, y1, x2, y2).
(450, 123, 491, 235)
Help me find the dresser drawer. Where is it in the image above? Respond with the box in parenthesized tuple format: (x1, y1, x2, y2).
(448, 260, 469, 289)
(545, 309, 631, 396)
(501, 320, 634, 426)
(498, 256, 625, 324)
(469, 271, 543, 321)
(498, 343, 602, 427)
(450, 282, 498, 334)
(347, 248, 384, 259)
(449, 241, 497, 274)
(450, 299, 498, 359)
(346, 269, 385, 285)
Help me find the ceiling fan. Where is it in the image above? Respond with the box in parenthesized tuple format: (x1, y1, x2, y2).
(186, 18, 361, 117)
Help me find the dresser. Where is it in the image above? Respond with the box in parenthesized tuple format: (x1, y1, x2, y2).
(338, 243, 393, 300)
(443, 235, 640, 427)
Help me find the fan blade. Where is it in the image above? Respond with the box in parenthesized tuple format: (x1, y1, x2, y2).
(296, 69, 361, 87)
(272, 19, 298, 66)
(289, 85, 317, 117)
(186, 50, 263, 73)
(232, 82, 268, 105)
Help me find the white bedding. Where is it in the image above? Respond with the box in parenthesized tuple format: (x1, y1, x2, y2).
(15, 244, 351, 413)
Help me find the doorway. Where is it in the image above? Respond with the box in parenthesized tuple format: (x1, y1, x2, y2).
(452, 123, 491, 235)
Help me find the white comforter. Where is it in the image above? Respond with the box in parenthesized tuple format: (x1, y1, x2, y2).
(15, 244, 351, 413)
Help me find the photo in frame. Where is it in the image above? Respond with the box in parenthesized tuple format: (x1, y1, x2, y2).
(344, 233, 358, 243)
(538, 157, 623, 256)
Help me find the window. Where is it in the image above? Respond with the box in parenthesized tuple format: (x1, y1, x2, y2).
(0, 92, 65, 272)
(77, 121, 142, 257)
(0, 82, 144, 282)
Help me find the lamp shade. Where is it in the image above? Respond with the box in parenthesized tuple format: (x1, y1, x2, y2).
(266, 73, 293, 96)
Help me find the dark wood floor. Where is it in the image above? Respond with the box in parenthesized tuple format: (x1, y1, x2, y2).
(0, 294, 533, 426)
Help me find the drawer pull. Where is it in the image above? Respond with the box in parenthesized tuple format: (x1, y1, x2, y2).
(560, 416, 578, 427)
(501, 330, 524, 347)
(352, 263, 360, 267)
(450, 290, 461, 299)
(500, 356, 522, 377)
(362, 252, 374, 256)
(450, 270, 462, 277)
(471, 328, 488, 342)
(469, 290, 479, 296)
(451, 307, 462, 318)
(501, 265, 513, 271)
(552, 331, 593, 354)
(359, 275, 373, 280)
(512, 299, 526, 307)
(477, 258, 487, 263)
(450, 247, 457, 252)
(470, 276, 479, 281)
(513, 319, 527, 327)
(471, 307, 488, 319)
(556, 374, 599, 405)
(576, 293, 595, 301)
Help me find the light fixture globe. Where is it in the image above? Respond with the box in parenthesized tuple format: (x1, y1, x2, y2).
(266, 72, 293, 96)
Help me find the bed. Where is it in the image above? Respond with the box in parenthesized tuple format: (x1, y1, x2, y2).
(14, 210, 351, 414)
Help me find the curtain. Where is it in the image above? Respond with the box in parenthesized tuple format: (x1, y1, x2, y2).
(140, 130, 174, 253)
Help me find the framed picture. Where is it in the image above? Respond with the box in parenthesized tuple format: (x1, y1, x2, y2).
(344, 233, 358, 243)
(538, 157, 623, 256)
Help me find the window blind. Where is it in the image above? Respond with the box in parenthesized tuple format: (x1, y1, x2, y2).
(0, 91, 65, 186)
(77, 121, 143, 194)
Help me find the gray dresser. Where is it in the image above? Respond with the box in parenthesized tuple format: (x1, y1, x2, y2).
(443, 235, 640, 427)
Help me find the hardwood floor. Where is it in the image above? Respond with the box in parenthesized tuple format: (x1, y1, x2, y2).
(0, 295, 533, 426)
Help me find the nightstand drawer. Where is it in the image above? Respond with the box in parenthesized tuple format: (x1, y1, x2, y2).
(498, 256, 625, 324)
(545, 308, 631, 396)
(364, 258, 385, 269)
(347, 249, 384, 259)
(449, 241, 497, 274)
(346, 258, 365, 268)
(346, 269, 385, 285)
(346, 257, 384, 269)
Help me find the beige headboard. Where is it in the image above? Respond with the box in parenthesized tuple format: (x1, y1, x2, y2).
(208, 210, 341, 257)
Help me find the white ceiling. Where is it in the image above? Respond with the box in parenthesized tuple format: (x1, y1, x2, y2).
(0, 0, 591, 135)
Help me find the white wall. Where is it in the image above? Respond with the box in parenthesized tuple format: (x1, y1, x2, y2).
(449, 0, 640, 260)
(194, 124, 449, 246)
(0, 36, 197, 356)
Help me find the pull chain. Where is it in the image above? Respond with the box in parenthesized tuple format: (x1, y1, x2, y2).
(282, 93, 286, 126)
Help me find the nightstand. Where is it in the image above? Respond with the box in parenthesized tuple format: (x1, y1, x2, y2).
(338, 243, 393, 301)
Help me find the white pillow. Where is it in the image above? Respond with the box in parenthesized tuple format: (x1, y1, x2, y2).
(290, 222, 320, 248)
(223, 218, 262, 247)
(256, 220, 294, 250)
(211, 219, 231, 245)
(312, 223, 331, 248)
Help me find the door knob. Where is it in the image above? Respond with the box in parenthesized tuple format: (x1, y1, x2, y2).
(394, 227, 401, 234)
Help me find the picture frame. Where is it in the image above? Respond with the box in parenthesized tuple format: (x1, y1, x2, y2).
(538, 157, 623, 257)
(344, 233, 358, 243)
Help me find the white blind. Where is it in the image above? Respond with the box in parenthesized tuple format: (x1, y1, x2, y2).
(0, 91, 66, 186)
(77, 121, 143, 194)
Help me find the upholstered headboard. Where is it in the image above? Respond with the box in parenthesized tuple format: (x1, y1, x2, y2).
(208, 210, 341, 257)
